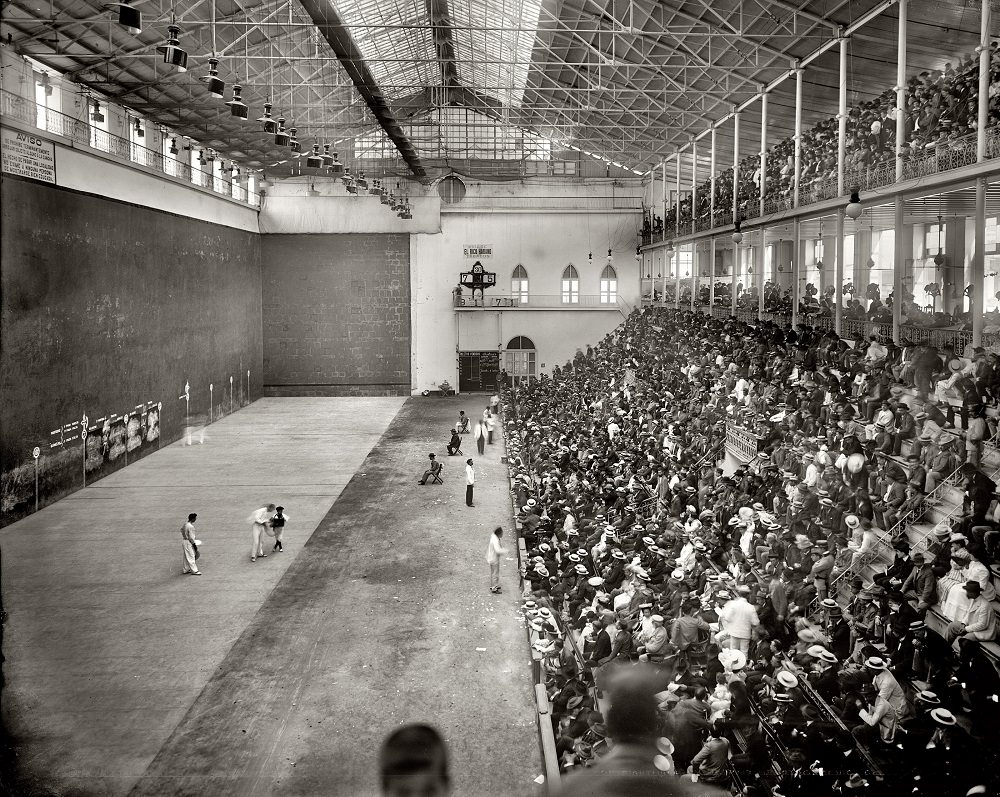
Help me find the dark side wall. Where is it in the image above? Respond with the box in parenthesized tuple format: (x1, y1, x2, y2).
(261, 234, 410, 396)
(0, 176, 262, 525)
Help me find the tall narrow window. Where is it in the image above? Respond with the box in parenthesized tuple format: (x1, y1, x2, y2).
(600, 264, 618, 303)
(561, 265, 580, 304)
(511, 265, 529, 303)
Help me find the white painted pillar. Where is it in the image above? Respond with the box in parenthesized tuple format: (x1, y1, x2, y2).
(732, 111, 741, 224)
(759, 91, 768, 218)
(974, 178, 986, 347)
(978, 0, 992, 162)
(710, 126, 717, 229)
(793, 67, 803, 208)
(893, 196, 904, 344)
(895, 0, 908, 182)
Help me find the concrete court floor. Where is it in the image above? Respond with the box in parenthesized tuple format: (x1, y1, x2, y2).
(3, 396, 539, 797)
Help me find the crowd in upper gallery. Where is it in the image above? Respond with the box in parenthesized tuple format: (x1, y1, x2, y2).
(643, 44, 1000, 237)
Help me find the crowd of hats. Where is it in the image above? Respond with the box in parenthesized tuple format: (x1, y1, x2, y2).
(499, 306, 1000, 794)
(660, 45, 1000, 234)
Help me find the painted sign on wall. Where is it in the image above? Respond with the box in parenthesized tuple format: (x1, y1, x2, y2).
(1, 127, 56, 184)
(463, 245, 493, 258)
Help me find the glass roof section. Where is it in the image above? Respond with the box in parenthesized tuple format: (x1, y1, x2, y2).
(330, 0, 542, 107)
(451, 0, 543, 107)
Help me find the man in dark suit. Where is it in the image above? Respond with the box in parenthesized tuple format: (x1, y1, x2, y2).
(446, 428, 462, 455)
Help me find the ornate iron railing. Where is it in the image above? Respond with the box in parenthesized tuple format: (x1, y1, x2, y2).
(897, 324, 972, 352)
(725, 423, 761, 463)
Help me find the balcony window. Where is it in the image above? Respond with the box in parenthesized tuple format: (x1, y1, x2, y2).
(561, 264, 579, 304)
(600, 264, 617, 303)
(511, 264, 529, 303)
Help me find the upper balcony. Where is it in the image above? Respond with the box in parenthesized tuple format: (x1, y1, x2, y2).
(453, 293, 633, 313)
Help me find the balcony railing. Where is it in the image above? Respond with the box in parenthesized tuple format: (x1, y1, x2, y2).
(726, 423, 761, 463)
(897, 324, 972, 352)
(0, 89, 258, 207)
(453, 293, 624, 309)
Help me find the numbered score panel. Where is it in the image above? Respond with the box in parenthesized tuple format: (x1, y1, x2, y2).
(459, 351, 501, 393)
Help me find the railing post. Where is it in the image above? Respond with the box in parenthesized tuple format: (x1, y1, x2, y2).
(759, 89, 768, 219)
(895, 0, 908, 183)
(893, 195, 904, 345)
(835, 210, 845, 336)
(978, 0, 991, 163)
(661, 159, 668, 242)
(758, 228, 766, 318)
(710, 126, 717, 230)
(731, 239, 738, 316)
(793, 67, 803, 209)
(710, 237, 716, 310)
(974, 177, 986, 348)
(732, 109, 741, 225)
(691, 139, 698, 237)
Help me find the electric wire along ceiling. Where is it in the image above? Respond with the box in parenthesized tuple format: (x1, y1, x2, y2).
(0, 0, 989, 179)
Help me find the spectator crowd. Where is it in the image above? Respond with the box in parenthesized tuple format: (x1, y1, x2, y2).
(503, 307, 1000, 796)
(642, 43, 1000, 237)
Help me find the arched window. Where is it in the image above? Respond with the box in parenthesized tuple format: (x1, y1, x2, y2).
(511, 264, 529, 303)
(600, 264, 618, 304)
(561, 264, 579, 304)
(505, 336, 536, 380)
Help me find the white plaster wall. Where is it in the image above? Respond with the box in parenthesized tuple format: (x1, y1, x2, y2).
(54, 143, 259, 232)
(410, 184, 642, 393)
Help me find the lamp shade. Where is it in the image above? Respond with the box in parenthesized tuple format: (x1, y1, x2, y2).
(199, 58, 224, 98)
(274, 118, 289, 147)
(845, 189, 863, 219)
(258, 102, 277, 134)
(306, 144, 322, 169)
(157, 25, 188, 72)
(226, 85, 248, 119)
(106, 2, 141, 34)
(288, 128, 300, 153)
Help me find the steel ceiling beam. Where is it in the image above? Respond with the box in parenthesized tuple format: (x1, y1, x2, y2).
(295, 0, 424, 177)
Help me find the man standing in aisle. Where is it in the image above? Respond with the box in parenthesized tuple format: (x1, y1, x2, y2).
(250, 503, 275, 562)
(466, 458, 476, 507)
(486, 527, 507, 593)
(181, 512, 201, 575)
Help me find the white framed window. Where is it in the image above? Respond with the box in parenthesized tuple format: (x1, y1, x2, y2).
(561, 264, 580, 304)
(600, 264, 618, 303)
(505, 336, 537, 379)
(511, 264, 529, 303)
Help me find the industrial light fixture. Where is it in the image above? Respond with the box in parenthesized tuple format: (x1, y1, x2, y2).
(197, 149, 207, 165)
(226, 85, 248, 119)
(356, 171, 368, 190)
(933, 214, 946, 266)
(37, 73, 52, 96)
(105, 1, 141, 34)
(306, 144, 323, 169)
(168, 137, 178, 155)
(607, 248, 613, 265)
(288, 127, 300, 153)
(133, 118, 144, 138)
(635, 246, 641, 262)
(274, 117, 289, 146)
(399, 199, 412, 220)
(329, 149, 343, 175)
(845, 188, 863, 220)
(90, 99, 104, 123)
(258, 103, 277, 134)
(665, 240, 675, 257)
(157, 24, 188, 72)
(732, 220, 743, 245)
(200, 57, 224, 98)
(380, 186, 392, 205)
(370, 178, 383, 196)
